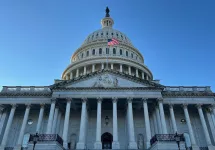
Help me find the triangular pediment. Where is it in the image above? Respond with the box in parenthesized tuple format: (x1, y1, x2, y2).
(51, 70, 163, 90)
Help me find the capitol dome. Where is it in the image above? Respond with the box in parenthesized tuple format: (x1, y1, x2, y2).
(62, 7, 153, 81)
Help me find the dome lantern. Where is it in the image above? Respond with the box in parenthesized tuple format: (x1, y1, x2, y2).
(101, 7, 114, 28)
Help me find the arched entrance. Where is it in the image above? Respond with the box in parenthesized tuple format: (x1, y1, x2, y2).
(101, 132, 113, 149)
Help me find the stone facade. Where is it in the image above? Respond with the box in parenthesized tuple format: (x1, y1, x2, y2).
(0, 7, 215, 150)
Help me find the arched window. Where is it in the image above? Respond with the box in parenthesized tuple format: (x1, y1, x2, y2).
(120, 49, 122, 55)
(113, 48, 116, 55)
(86, 51, 89, 57)
(126, 51, 128, 57)
(131, 53, 133, 58)
(101, 33, 103, 36)
(99, 48, 102, 55)
(106, 48, 109, 54)
(92, 49, 95, 55)
(81, 53, 84, 58)
(106, 32, 108, 35)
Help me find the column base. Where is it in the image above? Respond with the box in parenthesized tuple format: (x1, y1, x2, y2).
(94, 141, 102, 149)
(191, 145, 200, 150)
(76, 142, 86, 149)
(0, 146, 5, 150)
(112, 141, 120, 149)
(63, 142, 68, 149)
(146, 141, 151, 149)
(13, 145, 22, 150)
(208, 145, 215, 150)
(128, 141, 137, 149)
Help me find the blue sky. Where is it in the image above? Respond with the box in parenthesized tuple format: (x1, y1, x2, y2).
(0, 1, 214, 91)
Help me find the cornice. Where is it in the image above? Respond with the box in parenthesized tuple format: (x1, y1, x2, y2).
(0, 92, 52, 97)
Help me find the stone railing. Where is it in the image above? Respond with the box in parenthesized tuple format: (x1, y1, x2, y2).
(1, 86, 51, 93)
(29, 134, 63, 146)
(164, 86, 211, 92)
(150, 134, 185, 145)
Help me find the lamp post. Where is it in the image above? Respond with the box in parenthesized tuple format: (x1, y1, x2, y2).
(33, 133, 39, 150)
(174, 132, 181, 150)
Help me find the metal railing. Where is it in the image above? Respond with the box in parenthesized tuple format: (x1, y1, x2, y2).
(29, 134, 63, 146)
(150, 134, 185, 145)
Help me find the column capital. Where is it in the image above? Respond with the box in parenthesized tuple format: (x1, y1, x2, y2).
(141, 98, 148, 103)
(112, 97, 118, 103)
(196, 104, 202, 109)
(25, 104, 31, 109)
(40, 103, 45, 108)
(11, 104, 17, 108)
(0, 105, 5, 112)
(51, 98, 57, 103)
(157, 98, 163, 103)
(182, 103, 188, 109)
(65, 98, 72, 102)
(169, 103, 174, 108)
(127, 97, 133, 103)
(97, 97, 103, 103)
(81, 97, 88, 103)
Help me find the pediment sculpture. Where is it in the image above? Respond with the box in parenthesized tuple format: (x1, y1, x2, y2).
(93, 73, 118, 88)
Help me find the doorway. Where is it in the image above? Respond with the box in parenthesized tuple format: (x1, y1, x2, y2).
(101, 132, 113, 149)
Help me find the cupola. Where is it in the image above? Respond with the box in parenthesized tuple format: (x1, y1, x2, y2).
(101, 7, 114, 28)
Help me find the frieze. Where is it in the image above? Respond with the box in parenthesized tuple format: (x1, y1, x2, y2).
(162, 91, 214, 98)
(0, 92, 52, 97)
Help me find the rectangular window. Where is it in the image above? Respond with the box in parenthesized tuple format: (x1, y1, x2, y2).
(87, 51, 89, 56)
(106, 48, 109, 54)
(92, 49, 95, 55)
(126, 51, 128, 57)
(113, 48, 116, 55)
(120, 49, 122, 55)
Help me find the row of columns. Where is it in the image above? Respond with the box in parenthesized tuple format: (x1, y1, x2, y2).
(65, 63, 150, 80)
(0, 99, 215, 150)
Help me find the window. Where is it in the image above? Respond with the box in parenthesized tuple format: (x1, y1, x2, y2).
(101, 33, 103, 36)
(92, 49, 95, 55)
(126, 51, 128, 57)
(131, 53, 133, 58)
(106, 32, 108, 35)
(106, 48, 109, 54)
(81, 53, 84, 58)
(99, 48, 102, 55)
(116, 33, 118, 36)
(96, 33, 98, 36)
(86, 51, 89, 57)
(120, 49, 122, 55)
(111, 33, 114, 36)
(113, 48, 116, 55)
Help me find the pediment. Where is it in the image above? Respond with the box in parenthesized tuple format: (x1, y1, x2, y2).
(51, 70, 163, 89)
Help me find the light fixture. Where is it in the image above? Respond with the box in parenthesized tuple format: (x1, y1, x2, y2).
(180, 119, 186, 124)
(105, 116, 109, 125)
(27, 119, 33, 125)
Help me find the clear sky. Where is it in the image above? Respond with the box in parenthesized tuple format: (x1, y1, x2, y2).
(0, 1, 214, 91)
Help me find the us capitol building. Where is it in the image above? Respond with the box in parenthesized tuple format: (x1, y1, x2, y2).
(0, 8, 215, 150)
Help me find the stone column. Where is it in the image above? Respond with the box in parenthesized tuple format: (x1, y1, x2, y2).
(183, 104, 198, 149)
(197, 105, 214, 150)
(76, 98, 87, 149)
(146, 75, 149, 80)
(128, 66, 131, 75)
(62, 99, 72, 148)
(152, 112, 158, 134)
(142, 72, 145, 79)
(212, 104, 215, 122)
(155, 106, 162, 134)
(94, 98, 102, 149)
(70, 72, 73, 79)
(158, 99, 167, 134)
(127, 98, 137, 149)
(76, 68, 79, 78)
(0, 109, 8, 138)
(66, 74, 69, 80)
(101, 63, 104, 70)
(92, 64, 95, 72)
(36, 104, 45, 133)
(120, 64, 123, 72)
(169, 104, 178, 133)
(52, 106, 59, 134)
(84, 66, 87, 75)
(14, 104, 31, 150)
(111, 63, 114, 70)
(112, 97, 120, 149)
(0, 105, 16, 150)
(142, 99, 151, 149)
(136, 69, 139, 78)
(46, 99, 56, 134)
(205, 107, 215, 144)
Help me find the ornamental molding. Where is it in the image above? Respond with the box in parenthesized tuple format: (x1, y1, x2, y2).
(0, 93, 52, 97)
(162, 91, 214, 98)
